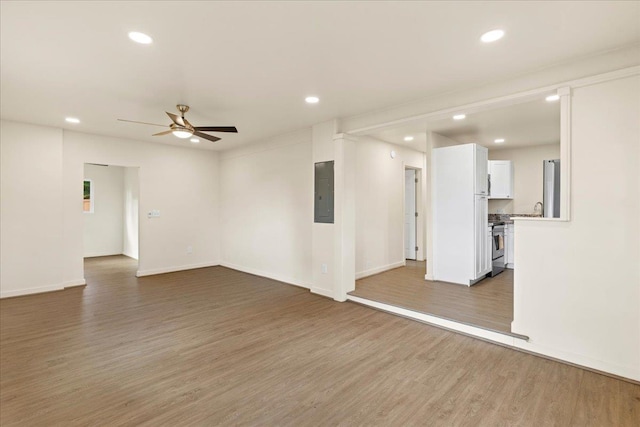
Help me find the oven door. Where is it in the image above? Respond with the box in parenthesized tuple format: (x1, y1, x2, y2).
(492, 225, 505, 260)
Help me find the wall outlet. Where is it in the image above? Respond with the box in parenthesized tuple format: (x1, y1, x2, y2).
(321, 264, 328, 274)
(186, 245, 193, 255)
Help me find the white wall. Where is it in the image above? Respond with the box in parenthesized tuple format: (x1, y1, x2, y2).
(355, 136, 425, 278)
(219, 130, 313, 288)
(430, 131, 460, 148)
(0, 121, 67, 297)
(83, 164, 124, 257)
(63, 131, 220, 278)
(0, 120, 221, 297)
(512, 75, 640, 381)
(489, 144, 561, 214)
(123, 167, 139, 260)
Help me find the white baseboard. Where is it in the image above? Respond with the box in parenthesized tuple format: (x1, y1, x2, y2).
(311, 286, 334, 299)
(218, 262, 311, 289)
(356, 261, 405, 279)
(424, 274, 434, 281)
(1, 278, 88, 299)
(83, 252, 123, 258)
(136, 261, 219, 277)
(1, 284, 63, 298)
(122, 251, 139, 260)
(63, 279, 86, 288)
(349, 295, 639, 382)
(512, 338, 640, 382)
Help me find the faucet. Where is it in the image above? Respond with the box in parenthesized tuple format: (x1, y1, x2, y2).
(534, 201, 543, 216)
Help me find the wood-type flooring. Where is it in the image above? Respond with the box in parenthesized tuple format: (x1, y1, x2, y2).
(352, 261, 513, 334)
(1, 256, 638, 426)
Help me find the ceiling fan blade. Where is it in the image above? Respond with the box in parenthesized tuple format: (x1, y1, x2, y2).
(183, 117, 193, 128)
(166, 112, 185, 127)
(194, 126, 238, 133)
(193, 131, 221, 142)
(118, 118, 169, 128)
(152, 130, 175, 136)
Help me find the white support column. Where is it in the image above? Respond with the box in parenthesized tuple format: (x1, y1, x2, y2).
(333, 133, 357, 301)
(311, 120, 338, 299)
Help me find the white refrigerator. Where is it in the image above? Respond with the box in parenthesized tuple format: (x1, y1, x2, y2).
(433, 143, 491, 285)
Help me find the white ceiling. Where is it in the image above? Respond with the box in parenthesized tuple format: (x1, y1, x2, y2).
(370, 97, 560, 151)
(1, 1, 638, 151)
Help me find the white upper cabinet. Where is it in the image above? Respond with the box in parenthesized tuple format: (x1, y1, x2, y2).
(488, 160, 513, 199)
(475, 145, 489, 195)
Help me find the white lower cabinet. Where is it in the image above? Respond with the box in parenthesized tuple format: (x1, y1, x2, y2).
(505, 224, 515, 269)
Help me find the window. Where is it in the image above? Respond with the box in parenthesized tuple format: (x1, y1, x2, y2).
(83, 180, 94, 213)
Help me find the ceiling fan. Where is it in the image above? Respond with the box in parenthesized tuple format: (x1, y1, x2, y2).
(118, 104, 237, 143)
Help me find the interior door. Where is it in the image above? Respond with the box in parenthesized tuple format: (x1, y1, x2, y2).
(404, 169, 417, 260)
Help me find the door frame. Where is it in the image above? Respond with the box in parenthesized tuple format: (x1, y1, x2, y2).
(403, 165, 424, 262)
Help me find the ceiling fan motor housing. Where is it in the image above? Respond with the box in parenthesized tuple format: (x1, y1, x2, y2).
(177, 104, 190, 115)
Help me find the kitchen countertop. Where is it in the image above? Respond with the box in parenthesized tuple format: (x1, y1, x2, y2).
(488, 213, 542, 224)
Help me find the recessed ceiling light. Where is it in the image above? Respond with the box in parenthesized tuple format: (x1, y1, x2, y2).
(453, 114, 466, 120)
(65, 117, 80, 124)
(481, 29, 505, 43)
(305, 96, 319, 104)
(190, 138, 200, 144)
(404, 136, 414, 142)
(494, 138, 505, 143)
(545, 94, 560, 102)
(128, 31, 153, 44)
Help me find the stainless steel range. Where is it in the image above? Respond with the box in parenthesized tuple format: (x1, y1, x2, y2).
(489, 222, 505, 277)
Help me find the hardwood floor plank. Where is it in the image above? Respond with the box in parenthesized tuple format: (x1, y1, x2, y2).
(1, 256, 638, 426)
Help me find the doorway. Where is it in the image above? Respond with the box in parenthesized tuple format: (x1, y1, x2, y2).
(404, 168, 417, 260)
(83, 163, 139, 276)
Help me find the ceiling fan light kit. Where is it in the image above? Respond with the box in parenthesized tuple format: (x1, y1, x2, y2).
(172, 129, 193, 139)
(118, 104, 238, 143)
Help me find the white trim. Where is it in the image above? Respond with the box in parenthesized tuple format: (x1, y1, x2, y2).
(63, 279, 86, 288)
(512, 340, 640, 382)
(347, 66, 640, 136)
(136, 262, 219, 277)
(218, 262, 311, 289)
(1, 278, 87, 299)
(349, 295, 640, 382)
(348, 295, 518, 346)
(559, 86, 572, 221)
(311, 287, 334, 299)
(356, 261, 405, 279)
(568, 65, 640, 89)
(1, 284, 64, 298)
(84, 252, 126, 258)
